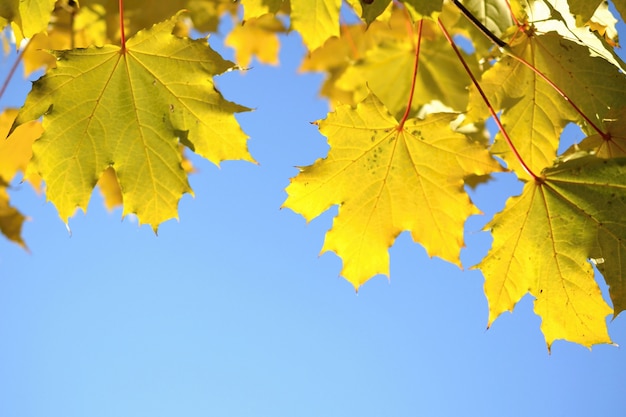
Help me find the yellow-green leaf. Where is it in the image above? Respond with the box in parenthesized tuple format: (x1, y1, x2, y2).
(224, 14, 285, 67)
(284, 93, 501, 288)
(0, 109, 42, 247)
(336, 18, 478, 118)
(291, 0, 342, 51)
(0, 0, 56, 39)
(242, 0, 287, 20)
(400, 0, 443, 20)
(15, 16, 252, 230)
(479, 155, 626, 348)
(0, 187, 27, 248)
(468, 32, 626, 178)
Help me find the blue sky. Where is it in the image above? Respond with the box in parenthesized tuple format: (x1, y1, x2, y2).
(1, 10, 626, 417)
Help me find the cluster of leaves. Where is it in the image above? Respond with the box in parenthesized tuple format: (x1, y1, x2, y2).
(2, 0, 626, 349)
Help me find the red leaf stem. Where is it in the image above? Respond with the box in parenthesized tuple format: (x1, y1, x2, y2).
(119, 0, 126, 51)
(505, 51, 609, 139)
(398, 19, 423, 130)
(437, 19, 541, 181)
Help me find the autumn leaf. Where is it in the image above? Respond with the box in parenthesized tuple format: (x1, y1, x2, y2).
(568, 108, 626, 159)
(242, 0, 287, 20)
(0, 109, 43, 247)
(334, 16, 478, 118)
(400, 0, 443, 20)
(344, 0, 393, 24)
(567, 0, 603, 22)
(526, 0, 624, 71)
(225, 14, 286, 67)
(0, 0, 56, 40)
(14, 15, 252, 230)
(290, 0, 342, 51)
(467, 32, 626, 178)
(480, 155, 626, 348)
(284, 93, 501, 288)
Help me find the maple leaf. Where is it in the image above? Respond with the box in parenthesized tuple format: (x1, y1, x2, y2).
(97, 145, 195, 211)
(344, 0, 393, 24)
(283, 93, 501, 288)
(526, 0, 624, 71)
(291, 0, 342, 51)
(567, 0, 603, 22)
(0, 0, 56, 39)
(0, 109, 43, 247)
(480, 155, 626, 348)
(467, 32, 626, 178)
(569, 108, 626, 159)
(400, 0, 443, 20)
(14, 15, 253, 230)
(336, 18, 478, 118)
(224, 14, 286, 67)
(242, 0, 288, 20)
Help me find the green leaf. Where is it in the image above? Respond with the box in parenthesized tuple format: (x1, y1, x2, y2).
(15, 15, 253, 230)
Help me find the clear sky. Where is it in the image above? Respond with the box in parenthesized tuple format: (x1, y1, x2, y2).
(1, 10, 626, 417)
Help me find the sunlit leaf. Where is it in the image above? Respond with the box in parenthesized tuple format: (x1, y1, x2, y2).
(467, 32, 626, 178)
(0, 0, 56, 40)
(14, 15, 252, 230)
(284, 93, 501, 288)
(481, 155, 626, 348)
(225, 13, 285, 67)
(290, 0, 342, 51)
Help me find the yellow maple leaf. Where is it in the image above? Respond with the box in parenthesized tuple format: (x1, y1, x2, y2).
(242, 0, 288, 20)
(97, 145, 195, 211)
(224, 14, 285, 67)
(0, 0, 56, 40)
(290, 0, 342, 51)
(0, 109, 43, 247)
(14, 15, 253, 230)
(467, 32, 626, 178)
(480, 155, 626, 348)
(284, 93, 501, 288)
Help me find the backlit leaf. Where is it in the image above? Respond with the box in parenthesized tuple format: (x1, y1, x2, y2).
(0, 109, 43, 247)
(242, 0, 287, 20)
(284, 93, 501, 288)
(291, 0, 342, 51)
(336, 17, 478, 118)
(0, 0, 56, 39)
(15, 15, 252, 230)
(480, 155, 626, 348)
(467, 32, 626, 178)
(225, 13, 285, 67)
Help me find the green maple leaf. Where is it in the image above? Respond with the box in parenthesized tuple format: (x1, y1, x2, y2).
(284, 93, 501, 288)
(15, 15, 252, 229)
(480, 155, 626, 348)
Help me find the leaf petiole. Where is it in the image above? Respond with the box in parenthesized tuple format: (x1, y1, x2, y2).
(438, 19, 541, 181)
(119, 0, 126, 51)
(398, 18, 423, 130)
